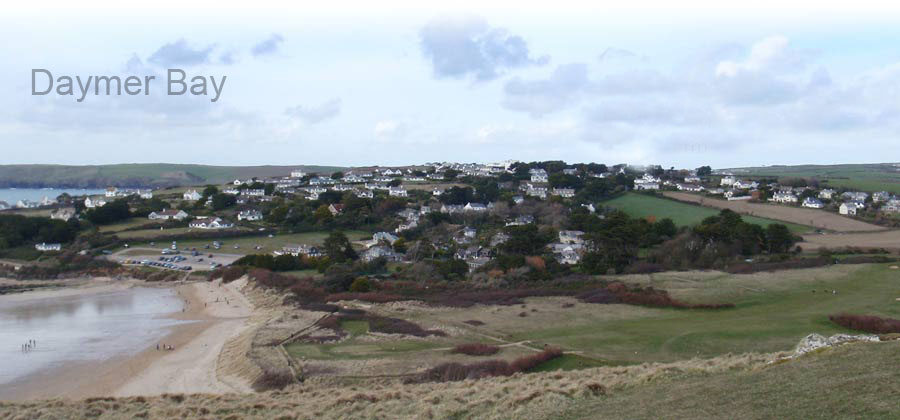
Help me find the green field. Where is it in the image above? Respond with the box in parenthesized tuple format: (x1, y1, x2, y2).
(603, 193, 811, 232)
(124, 230, 373, 255)
(278, 263, 900, 376)
(0, 163, 347, 188)
(503, 264, 899, 364)
(726, 163, 900, 194)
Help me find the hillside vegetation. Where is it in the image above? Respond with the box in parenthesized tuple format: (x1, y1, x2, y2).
(1, 342, 895, 419)
(724, 162, 900, 194)
(0, 164, 345, 188)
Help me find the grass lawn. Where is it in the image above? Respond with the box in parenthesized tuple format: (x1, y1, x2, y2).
(285, 318, 446, 361)
(603, 193, 811, 232)
(124, 230, 372, 255)
(502, 264, 900, 364)
(98, 217, 159, 233)
(528, 354, 613, 372)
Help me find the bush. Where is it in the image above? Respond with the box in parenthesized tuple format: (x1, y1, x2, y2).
(410, 348, 563, 383)
(829, 314, 900, 334)
(221, 266, 246, 283)
(450, 343, 500, 356)
(349, 277, 372, 292)
(251, 369, 295, 391)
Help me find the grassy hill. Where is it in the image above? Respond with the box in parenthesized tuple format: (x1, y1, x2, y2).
(723, 162, 900, 194)
(603, 193, 811, 233)
(0, 164, 346, 188)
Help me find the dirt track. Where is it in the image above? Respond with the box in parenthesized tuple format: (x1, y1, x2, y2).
(663, 192, 885, 233)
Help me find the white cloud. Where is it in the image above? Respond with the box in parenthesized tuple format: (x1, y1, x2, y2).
(374, 120, 406, 138)
(285, 99, 341, 124)
(715, 35, 790, 77)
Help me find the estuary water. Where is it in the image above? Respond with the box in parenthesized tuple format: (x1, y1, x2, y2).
(0, 188, 105, 205)
(0, 285, 184, 399)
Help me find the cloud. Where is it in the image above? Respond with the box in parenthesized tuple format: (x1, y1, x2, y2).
(147, 39, 215, 67)
(374, 120, 406, 138)
(252, 33, 284, 57)
(285, 99, 341, 124)
(502, 63, 590, 116)
(598, 47, 637, 62)
(419, 15, 548, 81)
(219, 50, 238, 65)
(712, 35, 817, 105)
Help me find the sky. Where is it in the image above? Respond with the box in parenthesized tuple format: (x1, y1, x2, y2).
(3, 1, 900, 169)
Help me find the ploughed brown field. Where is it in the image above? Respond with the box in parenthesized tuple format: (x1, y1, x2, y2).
(663, 191, 885, 232)
(799, 230, 900, 251)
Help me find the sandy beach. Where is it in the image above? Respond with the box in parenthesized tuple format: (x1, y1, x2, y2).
(0, 277, 257, 400)
(113, 278, 254, 396)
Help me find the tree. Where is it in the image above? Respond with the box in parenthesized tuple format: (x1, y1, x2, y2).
(349, 277, 372, 292)
(323, 231, 357, 262)
(696, 166, 712, 177)
(210, 193, 237, 211)
(444, 169, 460, 179)
(82, 199, 131, 225)
(202, 185, 219, 197)
(766, 224, 796, 253)
(331, 171, 345, 180)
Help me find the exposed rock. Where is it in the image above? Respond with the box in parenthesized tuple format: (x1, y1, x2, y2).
(790, 333, 879, 358)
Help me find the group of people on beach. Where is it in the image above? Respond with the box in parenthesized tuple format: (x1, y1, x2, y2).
(21, 339, 37, 352)
(156, 343, 175, 351)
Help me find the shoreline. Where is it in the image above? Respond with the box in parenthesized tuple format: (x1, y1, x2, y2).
(0, 277, 256, 401)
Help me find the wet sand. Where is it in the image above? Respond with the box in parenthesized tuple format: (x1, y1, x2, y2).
(0, 278, 255, 400)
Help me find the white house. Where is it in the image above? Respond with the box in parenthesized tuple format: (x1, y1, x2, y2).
(559, 230, 585, 245)
(139, 190, 154, 199)
(183, 190, 202, 201)
(883, 199, 900, 213)
(839, 202, 864, 216)
(506, 215, 535, 226)
(732, 180, 758, 190)
(84, 197, 107, 208)
(464, 202, 488, 212)
(818, 189, 836, 200)
(720, 175, 736, 186)
(290, 169, 307, 178)
(237, 209, 263, 221)
(676, 183, 704, 192)
(634, 182, 660, 190)
(873, 191, 893, 203)
(148, 209, 188, 221)
(530, 173, 549, 183)
(35, 243, 62, 252)
(355, 189, 374, 199)
(50, 208, 76, 221)
(802, 197, 825, 209)
(189, 217, 234, 229)
(370, 232, 399, 246)
(388, 187, 408, 197)
(771, 192, 799, 204)
(441, 204, 464, 214)
(551, 188, 576, 198)
(105, 187, 118, 197)
(277, 244, 324, 258)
